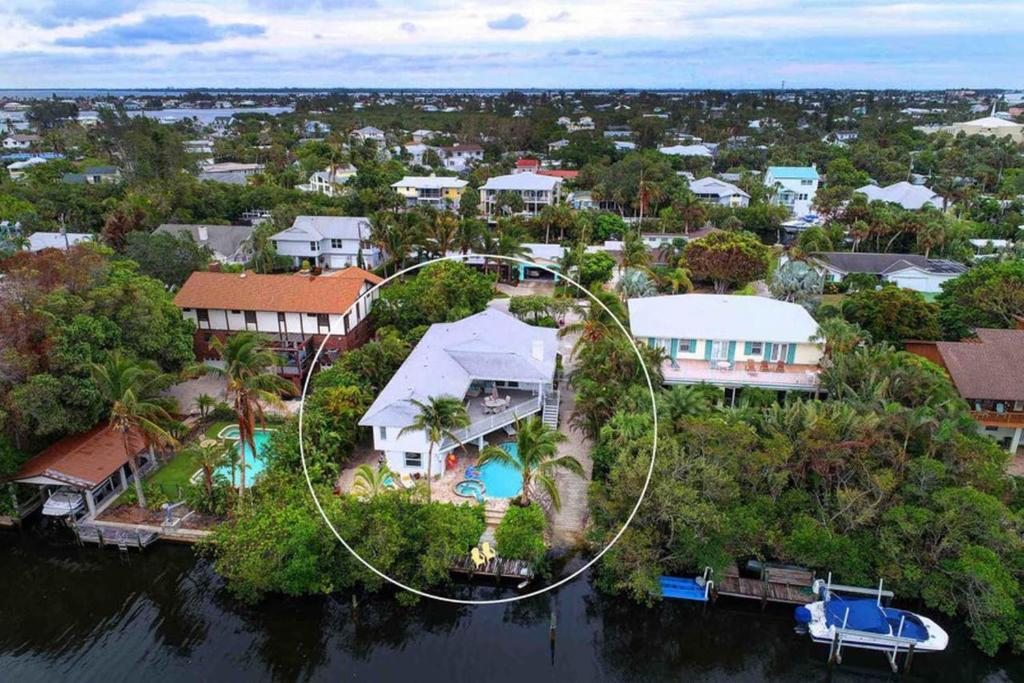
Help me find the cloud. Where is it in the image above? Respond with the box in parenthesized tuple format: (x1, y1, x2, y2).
(400, 22, 417, 33)
(548, 11, 570, 22)
(55, 15, 266, 48)
(487, 13, 528, 31)
(14, 0, 145, 28)
(246, 0, 378, 11)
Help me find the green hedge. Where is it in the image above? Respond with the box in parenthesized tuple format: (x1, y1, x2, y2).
(495, 503, 546, 565)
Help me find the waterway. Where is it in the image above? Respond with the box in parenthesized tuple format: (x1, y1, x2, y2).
(1, 528, 1021, 682)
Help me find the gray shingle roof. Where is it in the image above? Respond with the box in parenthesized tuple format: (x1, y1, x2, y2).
(154, 223, 254, 263)
(812, 252, 967, 276)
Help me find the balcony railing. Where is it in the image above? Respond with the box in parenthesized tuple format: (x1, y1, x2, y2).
(971, 410, 1024, 427)
(441, 396, 542, 450)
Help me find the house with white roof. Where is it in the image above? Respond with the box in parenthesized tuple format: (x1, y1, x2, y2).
(941, 116, 1023, 143)
(440, 144, 484, 172)
(299, 165, 357, 197)
(27, 231, 94, 252)
(359, 308, 559, 476)
(479, 172, 564, 220)
(628, 294, 824, 392)
(690, 177, 750, 207)
(855, 181, 942, 210)
(765, 166, 819, 217)
(3, 133, 40, 150)
(270, 215, 381, 270)
(352, 126, 386, 144)
(659, 144, 713, 158)
(391, 175, 468, 209)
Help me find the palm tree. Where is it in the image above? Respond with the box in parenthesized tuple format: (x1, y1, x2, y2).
(209, 332, 295, 496)
(616, 268, 656, 300)
(477, 417, 583, 511)
(424, 210, 459, 256)
(812, 317, 870, 360)
(193, 393, 217, 420)
(90, 351, 178, 508)
(351, 463, 393, 500)
(620, 230, 650, 271)
(665, 266, 694, 294)
(398, 396, 469, 503)
(187, 440, 230, 500)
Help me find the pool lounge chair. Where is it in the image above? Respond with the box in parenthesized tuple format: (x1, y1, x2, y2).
(471, 547, 486, 569)
(481, 542, 496, 563)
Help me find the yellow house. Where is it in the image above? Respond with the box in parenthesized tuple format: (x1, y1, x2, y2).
(628, 294, 824, 392)
(391, 175, 468, 210)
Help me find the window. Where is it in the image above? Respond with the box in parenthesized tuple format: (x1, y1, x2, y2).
(317, 313, 329, 330)
(770, 343, 790, 362)
(344, 313, 351, 334)
(749, 341, 763, 355)
(404, 452, 422, 468)
(378, 426, 387, 440)
(678, 339, 696, 353)
(230, 309, 241, 314)
(1015, 401, 1023, 411)
(196, 308, 209, 324)
(244, 311, 256, 325)
(309, 241, 319, 251)
(330, 238, 345, 250)
(801, 179, 813, 186)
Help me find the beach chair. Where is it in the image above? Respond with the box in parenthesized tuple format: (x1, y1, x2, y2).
(745, 358, 756, 374)
(399, 473, 415, 489)
(759, 359, 770, 372)
(775, 360, 785, 373)
(471, 547, 486, 569)
(481, 542, 496, 563)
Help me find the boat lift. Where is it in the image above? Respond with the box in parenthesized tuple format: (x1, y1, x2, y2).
(819, 574, 919, 673)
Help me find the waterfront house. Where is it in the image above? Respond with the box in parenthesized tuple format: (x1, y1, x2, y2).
(808, 252, 966, 293)
(270, 215, 382, 270)
(627, 294, 823, 392)
(359, 308, 559, 477)
(8, 424, 154, 520)
(689, 177, 750, 207)
(174, 267, 381, 389)
(855, 181, 942, 210)
(906, 326, 1024, 452)
(154, 223, 255, 265)
(391, 175, 468, 209)
(440, 144, 483, 172)
(765, 166, 819, 217)
(479, 172, 564, 220)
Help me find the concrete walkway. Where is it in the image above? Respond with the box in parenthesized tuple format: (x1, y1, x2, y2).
(546, 320, 594, 549)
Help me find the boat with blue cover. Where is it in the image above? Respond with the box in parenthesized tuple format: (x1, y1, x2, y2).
(795, 578, 948, 654)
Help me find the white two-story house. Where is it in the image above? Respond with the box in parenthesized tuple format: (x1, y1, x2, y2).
(765, 166, 819, 217)
(690, 177, 750, 207)
(359, 308, 559, 477)
(479, 172, 564, 221)
(441, 144, 484, 172)
(270, 215, 382, 270)
(628, 294, 824, 393)
(391, 175, 468, 209)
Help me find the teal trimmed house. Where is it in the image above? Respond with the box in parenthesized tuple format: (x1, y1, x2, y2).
(628, 294, 824, 391)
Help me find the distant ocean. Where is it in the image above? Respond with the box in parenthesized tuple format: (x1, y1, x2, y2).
(0, 87, 635, 99)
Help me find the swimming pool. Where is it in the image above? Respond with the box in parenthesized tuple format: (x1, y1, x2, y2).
(215, 428, 273, 487)
(479, 442, 523, 498)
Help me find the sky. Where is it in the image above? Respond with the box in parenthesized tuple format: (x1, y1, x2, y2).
(0, 1, 1022, 89)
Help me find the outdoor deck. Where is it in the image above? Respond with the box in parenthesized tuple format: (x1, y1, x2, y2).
(441, 390, 544, 450)
(662, 359, 821, 391)
(449, 555, 535, 581)
(716, 564, 816, 605)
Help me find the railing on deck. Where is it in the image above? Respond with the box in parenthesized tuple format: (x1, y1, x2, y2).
(442, 396, 542, 450)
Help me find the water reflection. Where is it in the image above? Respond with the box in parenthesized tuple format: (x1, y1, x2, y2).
(1, 529, 1023, 682)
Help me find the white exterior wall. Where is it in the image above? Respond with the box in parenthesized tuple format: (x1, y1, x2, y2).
(374, 426, 445, 477)
(883, 269, 954, 294)
(273, 237, 382, 270)
(647, 337, 822, 365)
(766, 172, 819, 217)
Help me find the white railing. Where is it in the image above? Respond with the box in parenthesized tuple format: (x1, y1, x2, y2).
(442, 396, 542, 450)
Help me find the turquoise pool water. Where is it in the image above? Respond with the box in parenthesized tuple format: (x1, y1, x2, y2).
(216, 429, 272, 487)
(479, 442, 523, 498)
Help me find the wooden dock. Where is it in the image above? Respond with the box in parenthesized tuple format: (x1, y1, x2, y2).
(74, 522, 160, 550)
(449, 555, 535, 582)
(716, 564, 815, 605)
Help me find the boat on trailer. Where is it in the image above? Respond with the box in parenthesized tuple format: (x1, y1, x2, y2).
(795, 578, 948, 655)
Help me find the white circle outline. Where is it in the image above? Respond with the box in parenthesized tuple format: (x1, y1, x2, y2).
(298, 254, 658, 605)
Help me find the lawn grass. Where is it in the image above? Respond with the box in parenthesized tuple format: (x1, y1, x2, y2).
(149, 448, 202, 491)
(205, 420, 235, 440)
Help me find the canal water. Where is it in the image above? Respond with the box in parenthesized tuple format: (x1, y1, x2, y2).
(1, 529, 1020, 682)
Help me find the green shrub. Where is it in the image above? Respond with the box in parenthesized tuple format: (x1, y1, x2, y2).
(495, 503, 546, 565)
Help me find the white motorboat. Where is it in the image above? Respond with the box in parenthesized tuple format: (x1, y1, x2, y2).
(795, 579, 948, 654)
